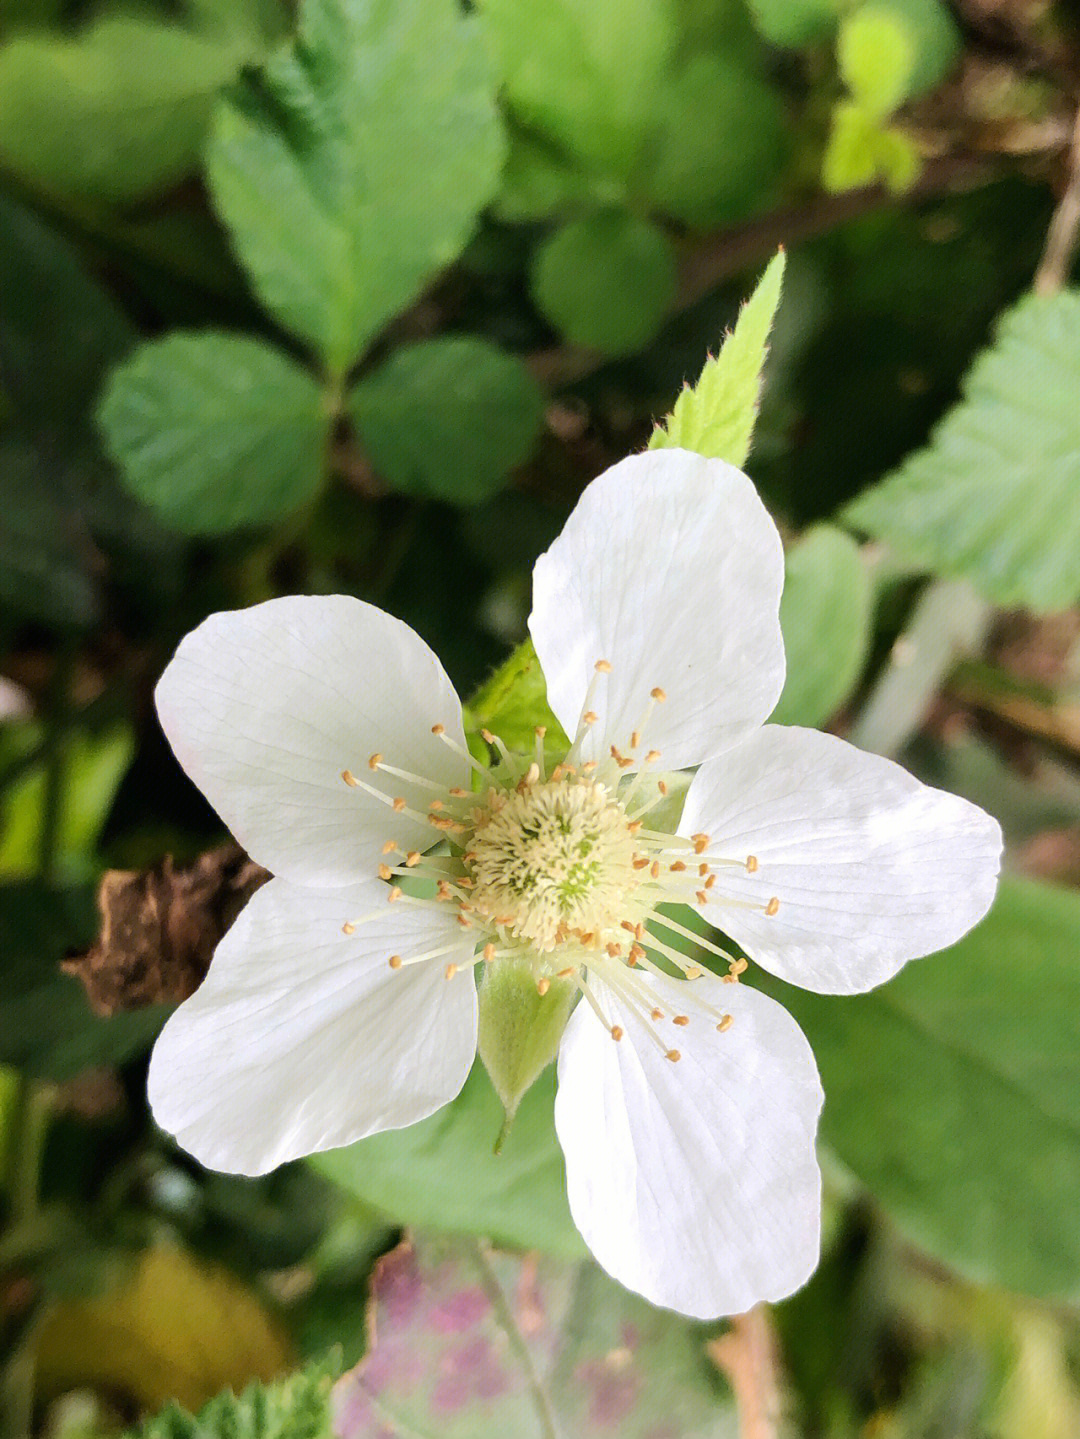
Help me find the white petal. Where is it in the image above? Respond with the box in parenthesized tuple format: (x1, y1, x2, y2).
(156, 596, 468, 886)
(147, 877, 477, 1175)
(555, 973, 822, 1318)
(529, 449, 785, 770)
(680, 726, 1003, 994)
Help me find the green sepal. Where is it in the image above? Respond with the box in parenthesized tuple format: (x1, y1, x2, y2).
(477, 957, 577, 1143)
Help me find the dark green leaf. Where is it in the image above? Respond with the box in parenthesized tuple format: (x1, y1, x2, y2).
(0, 440, 99, 628)
(207, 0, 504, 374)
(532, 213, 677, 356)
(99, 331, 329, 534)
(759, 878, 1080, 1300)
(348, 338, 544, 504)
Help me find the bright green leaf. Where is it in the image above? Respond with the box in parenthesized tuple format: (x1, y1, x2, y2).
(313, 1064, 585, 1259)
(844, 290, 1080, 611)
(207, 0, 505, 374)
(476, 0, 675, 179)
(467, 636, 569, 753)
(758, 878, 1080, 1301)
(771, 526, 872, 728)
(0, 17, 240, 203)
(864, 0, 960, 98)
(746, 0, 840, 47)
(822, 101, 921, 194)
(99, 332, 328, 535)
(838, 8, 914, 117)
(336, 1236, 734, 1438)
(643, 55, 788, 228)
(532, 212, 677, 356)
(348, 337, 544, 504)
(129, 1357, 338, 1439)
(651, 249, 785, 465)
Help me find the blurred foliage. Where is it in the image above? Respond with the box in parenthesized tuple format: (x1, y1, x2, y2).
(3, 0, 1080, 1433)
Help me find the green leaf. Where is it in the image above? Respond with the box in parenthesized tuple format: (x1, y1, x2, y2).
(746, 0, 840, 47)
(0, 194, 134, 438)
(759, 878, 1080, 1300)
(0, 882, 168, 1082)
(651, 249, 785, 465)
(336, 1236, 734, 1438)
(531, 212, 677, 356)
(844, 290, 1080, 611)
(476, 0, 675, 179)
(98, 332, 329, 535)
(312, 1064, 585, 1259)
(771, 526, 872, 728)
(642, 54, 788, 228)
(838, 8, 914, 118)
(493, 129, 605, 223)
(467, 636, 569, 754)
(822, 101, 921, 194)
(0, 17, 241, 203)
(207, 0, 504, 375)
(861, 0, 960, 98)
(348, 338, 544, 504)
(129, 1357, 338, 1439)
(0, 440, 99, 628)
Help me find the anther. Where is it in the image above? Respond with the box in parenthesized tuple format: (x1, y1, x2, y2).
(696, 890, 709, 905)
(705, 874, 716, 890)
(766, 897, 780, 916)
(582, 760, 599, 773)
(692, 833, 710, 854)
(378, 864, 392, 881)
(611, 1025, 624, 1041)
(673, 1015, 689, 1027)
(431, 724, 445, 735)
(650, 1008, 664, 1021)
(342, 922, 356, 935)
(537, 977, 550, 996)
(651, 687, 667, 702)
(449, 787, 467, 797)
(698, 862, 709, 877)
(342, 769, 358, 786)
(658, 779, 668, 794)
(582, 711, 598, 726)
(650, 861, 660, 878)
(670, 860, 686, 872)
(746, 855, 759, 873)
(382, 840, 397, 854)
(388, 955, 403, 969)
(445, 963, 458, 980)
(686, 966, 703, 980)
(387, 887, 402, 903)
(392, 797, 406, 812)
(368, 753, 382, 770)
(595, 659, 613, 673)
(482, 943, 495, 962)
(631, 730, 642, 749)
(535, 725, 547, 739)
(629, 943, 646, 964)
(717, 1014, 733, 1032)
(429, 799, 444, 811)
(405, 851, 421, 867)
(457, 913, 473, 928)
(524, 763, 540, 785)
(557, 967, 576, 978)
(665, 1049, 681, 1062)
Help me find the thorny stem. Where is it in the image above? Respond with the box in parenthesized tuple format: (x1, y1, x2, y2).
(469, 1239, 563, 1439)
(710, 1304, 785, 1439)
(1033, 105, 1080, 296)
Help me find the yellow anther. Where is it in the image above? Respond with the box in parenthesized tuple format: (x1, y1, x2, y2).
(431, 723, 445, 735)
(382, 840, 397, 854)
(524, 763, 540, 785)
(673, 1014, 689, 1027)
(537, 977, 551, 996)
(581, 760, 599, 773)
(368, 753, 382, 770)
(746, 855, 759, 873)
(582, 711, 598, 726)
(717, 1014, 733, 1032)
(766, 896, 780, 916)
(631, 730, 642, 749)
(650, 861, 660, 878)
(535, 725, 547, 738)
(704, 874, 716, 890)
(665, 1049, 681, 1062)
(342, 769, 358, 786)
(696, 890, 709, 905)
(387, 887, 402, 903)
(670, 860, 686, 872)
(342, 921, 356, 935)
(480, 728, 496, 744)
(388, 954, 403, 969)
(651, 686, 667, 702)
(657, 779, 668, 794)
(482, 943, 496, 962)
(611, 1025, 624, 1041)
(595, 659, 613, 673)
(392, 797, 406, 812)
(378, 864, 392, 881)
(445, 963, 458, 980)
(405, 851, 421, 867)
(429, 799, 444, 811)
(650, 1007, 664, 1021)
(686, 966, 703, 980)
(692, 833, 710, 854)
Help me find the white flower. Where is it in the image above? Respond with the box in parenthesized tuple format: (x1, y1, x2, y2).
(148, 448, 1002, 1319)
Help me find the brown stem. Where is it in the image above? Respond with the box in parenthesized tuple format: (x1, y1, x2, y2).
(709, 1304, 785, 1439)
(1033, 106, 1080, 294)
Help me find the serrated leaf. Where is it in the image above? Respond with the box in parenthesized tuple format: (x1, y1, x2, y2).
(839, 8, 914, 117)
(651, 249, 785, 465)
(348, 337, 544, 504)
(532, 212, 677, 356)
(844, 289, 1080, 611)
(99, 332, 328, 535)
(207, 0, 504, 375)
(312, 1064, 584, 1259)
(132, 1361, 336, 1439)
(642, 54, 788, 228)
(771, 525, 872, 728)
(335, 1236, 735, 1439)
(0, 17, 240, 202)
(757, 877, 1080, 1301)
(476, 0, 675, 179)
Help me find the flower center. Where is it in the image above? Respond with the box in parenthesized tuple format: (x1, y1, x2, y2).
(466, 776, 639, 952)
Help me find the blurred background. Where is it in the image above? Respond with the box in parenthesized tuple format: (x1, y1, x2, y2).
(3, 0, 1080, 1434)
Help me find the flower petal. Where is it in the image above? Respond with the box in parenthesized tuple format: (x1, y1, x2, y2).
(529, 449, 785, 770)
(147, 877, 478, 1174)
(555, 972, 822, 1318)
(155, 596, 468, 886)
(679, 726, 1003, 994)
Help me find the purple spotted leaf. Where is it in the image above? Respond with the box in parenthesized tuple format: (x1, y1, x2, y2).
(333, 1235, 736, 1439)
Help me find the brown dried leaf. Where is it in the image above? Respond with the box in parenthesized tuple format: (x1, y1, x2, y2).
(63, 843, 268, 1015)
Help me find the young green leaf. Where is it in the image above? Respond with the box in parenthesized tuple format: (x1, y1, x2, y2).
(99, 332, 329, 535)
(348, 337, 544, 504)
(650, 249, 785, 466)
(207, 0, 505, 375)
(129, 1356, 338, 1439)
(0, 16, 241, 202)
(531, 212, 677, 356)
(838, 7, 915, 118)
(845, 289, 1080, 610)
